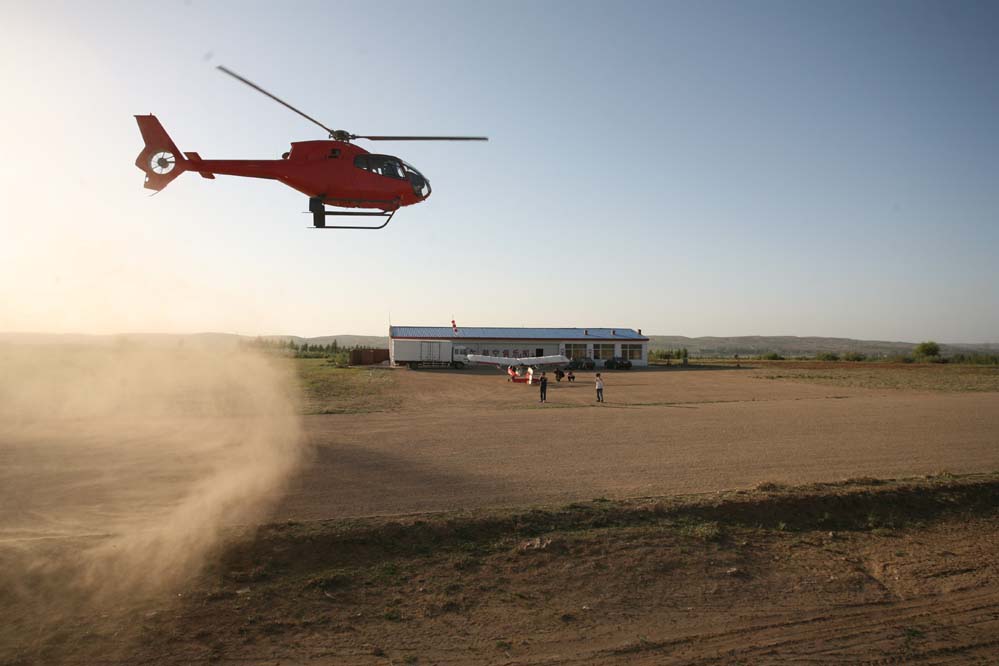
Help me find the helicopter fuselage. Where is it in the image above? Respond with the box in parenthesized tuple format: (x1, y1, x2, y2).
(135, 115, 431, 213)
(136, 63, 484, 230)
(181, 140, 430, 211)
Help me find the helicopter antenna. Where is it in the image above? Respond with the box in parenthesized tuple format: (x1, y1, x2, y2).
(217, 65, 336, 137)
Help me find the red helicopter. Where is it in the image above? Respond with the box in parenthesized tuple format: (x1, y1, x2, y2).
(135, 66, 487, 229)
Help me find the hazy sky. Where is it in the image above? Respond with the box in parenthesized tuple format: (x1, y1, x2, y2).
(1, 1, 997, 341)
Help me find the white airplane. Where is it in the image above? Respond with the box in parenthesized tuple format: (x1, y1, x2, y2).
(465, 354, 570, 384)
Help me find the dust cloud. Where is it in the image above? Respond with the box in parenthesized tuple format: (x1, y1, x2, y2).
(0, 341, 305, 659)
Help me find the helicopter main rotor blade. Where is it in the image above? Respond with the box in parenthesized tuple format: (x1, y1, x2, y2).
(217, 66, 336, 137)
(352, 135, 489, 141)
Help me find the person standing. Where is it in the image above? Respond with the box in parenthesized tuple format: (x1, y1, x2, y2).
(595, 372, 604, 402)
(539, 372, 548, 403)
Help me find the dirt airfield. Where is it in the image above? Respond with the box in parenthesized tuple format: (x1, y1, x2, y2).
(279, 363, 999, 520)
(2, 349, 999, 665)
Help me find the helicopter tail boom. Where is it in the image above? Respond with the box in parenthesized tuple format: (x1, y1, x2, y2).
(134, 114, 187, 191)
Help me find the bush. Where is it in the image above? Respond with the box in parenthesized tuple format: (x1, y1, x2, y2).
(843, 352, 866, 362)
(816, 352, 840, 361)
(759, 352, 784, 361)
(914, 341, 940, 358)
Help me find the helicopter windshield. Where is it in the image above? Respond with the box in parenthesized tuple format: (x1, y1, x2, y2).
(354, 154, 406, 180)
(402, 160, 431, 198)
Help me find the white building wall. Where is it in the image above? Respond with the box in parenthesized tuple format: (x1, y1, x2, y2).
(391, 337, 648, 366)
(456, 340, 560, 358)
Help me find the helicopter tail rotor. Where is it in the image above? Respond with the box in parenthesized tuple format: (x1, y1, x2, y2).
(134, 114, 187, 191)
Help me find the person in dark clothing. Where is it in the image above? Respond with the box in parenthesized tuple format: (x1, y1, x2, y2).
(539, 372, 548, 403)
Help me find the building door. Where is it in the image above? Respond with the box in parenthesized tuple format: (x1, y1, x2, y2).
(420, 342, 442, 362)
(535, 348, 544, 357)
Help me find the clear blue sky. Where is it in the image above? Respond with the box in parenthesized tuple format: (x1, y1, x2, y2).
(1, 1, 997, 341)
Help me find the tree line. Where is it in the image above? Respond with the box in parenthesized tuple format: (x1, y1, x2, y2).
(649, 348, 689, 362)
(242, 337, 380, 361)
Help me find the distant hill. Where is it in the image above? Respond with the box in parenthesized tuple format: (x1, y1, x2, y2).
(3, 332, 996, 358)
(646, 335, 999, 358)
(0, 332, 244, 347)
(258, 335, 389, 348)
(0, 332, 390, 349)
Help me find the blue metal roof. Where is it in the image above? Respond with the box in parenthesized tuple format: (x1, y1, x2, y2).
(389, 326, 648, 341)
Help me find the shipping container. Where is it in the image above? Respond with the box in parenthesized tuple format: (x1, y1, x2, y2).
(349, 349, 390, 365)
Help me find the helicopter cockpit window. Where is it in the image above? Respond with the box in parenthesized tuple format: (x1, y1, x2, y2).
(353, 154, 406, 180)
(402, 160, 431, 198)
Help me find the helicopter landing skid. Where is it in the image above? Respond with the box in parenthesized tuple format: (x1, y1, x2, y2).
(308, 197, 396, 230)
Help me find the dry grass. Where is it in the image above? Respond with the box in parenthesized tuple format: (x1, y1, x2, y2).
(295, 359, 401, 413)
(750, 363, 999, 392)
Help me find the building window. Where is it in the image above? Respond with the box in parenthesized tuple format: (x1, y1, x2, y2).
(593, 344, 615, 359)
(565, 343, 588, 359)
(622, 344, 643, 360)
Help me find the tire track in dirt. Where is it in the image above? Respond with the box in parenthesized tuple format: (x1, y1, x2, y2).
(589, 585, 999, 664)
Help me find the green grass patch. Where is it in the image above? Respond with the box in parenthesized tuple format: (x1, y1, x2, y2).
(755, 365, 999, 392)
(675, 518, 724, 542)
(295, 359, 401, 414)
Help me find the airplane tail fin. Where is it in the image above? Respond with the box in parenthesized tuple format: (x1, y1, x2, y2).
(134, 115, 187, 191)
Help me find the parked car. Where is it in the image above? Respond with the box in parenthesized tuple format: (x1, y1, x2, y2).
(604, 357, 633, 370)
(567, 357, 595, 370)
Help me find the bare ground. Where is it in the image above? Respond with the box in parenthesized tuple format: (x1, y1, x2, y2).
(276, 366, 999, 520)
(5, 476, 999, 665)
(4, 361, 999, 664)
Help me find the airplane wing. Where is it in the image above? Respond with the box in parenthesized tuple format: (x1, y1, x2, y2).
(465, 354, 521, 367)
(465, 354, 570, 368)
(520, 354, 570, 368)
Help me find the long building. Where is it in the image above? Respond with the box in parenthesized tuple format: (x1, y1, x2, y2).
(389, 326, 649, 368)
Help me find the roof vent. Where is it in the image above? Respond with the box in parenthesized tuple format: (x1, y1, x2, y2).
(584, 329, 588, 335)
(612, 329, 616, 335)
(638, 328, 642, 335)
